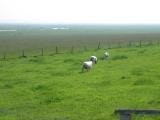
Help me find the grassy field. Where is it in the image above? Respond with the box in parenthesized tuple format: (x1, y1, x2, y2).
(0, 44, 160, 120)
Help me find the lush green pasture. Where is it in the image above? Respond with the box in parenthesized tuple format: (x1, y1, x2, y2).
(0, 45, 160, 120)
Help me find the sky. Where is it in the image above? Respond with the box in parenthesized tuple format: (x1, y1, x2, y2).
(0, 0, 160, 24)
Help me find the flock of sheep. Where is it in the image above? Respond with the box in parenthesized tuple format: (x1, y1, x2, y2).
(82, 52, 109, 72)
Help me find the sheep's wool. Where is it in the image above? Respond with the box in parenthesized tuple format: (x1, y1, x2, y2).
(90, 56, 97, 62)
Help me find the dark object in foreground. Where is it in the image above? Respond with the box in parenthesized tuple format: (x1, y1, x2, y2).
(115, 109, 160, 120)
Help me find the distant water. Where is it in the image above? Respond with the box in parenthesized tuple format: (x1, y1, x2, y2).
(0, 30, 17, 32)
(1, 24, 160, 33)
(51, 27, 69, 30)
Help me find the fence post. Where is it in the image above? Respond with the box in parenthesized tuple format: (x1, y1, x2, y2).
(22, 50, 25, 57)
(128, 41, 132, 47)
(157, 40, 160, 45)
(41, 48, 44, 56)
(3, 53, 6, 59)
(56, 46, 58, 54)
(97, 41, 101, 50)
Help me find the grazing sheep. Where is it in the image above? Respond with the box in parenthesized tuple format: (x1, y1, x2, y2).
(102, 52, 109, 60)
(90, 56, 97, 64)
(82, 61, 93, 72)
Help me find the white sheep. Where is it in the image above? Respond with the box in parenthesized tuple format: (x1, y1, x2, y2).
(102, 52, 109, 60)
(90, 56, 97, 64)
(82, 61, 93, 72)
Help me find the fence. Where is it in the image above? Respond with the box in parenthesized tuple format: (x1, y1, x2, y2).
(0, 39, 159, 60)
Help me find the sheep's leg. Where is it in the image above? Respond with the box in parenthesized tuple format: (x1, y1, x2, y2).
(88, 67, 91, 71)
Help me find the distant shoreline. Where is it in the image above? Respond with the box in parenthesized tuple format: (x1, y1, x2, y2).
(0, 23, 160, 26)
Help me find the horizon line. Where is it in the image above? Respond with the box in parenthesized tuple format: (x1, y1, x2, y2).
(0, 22, 160, 25)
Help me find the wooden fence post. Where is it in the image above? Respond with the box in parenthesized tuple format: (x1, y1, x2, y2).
(22, 50, 25, 57)
(128, 41, 132, 47)
(56, 46, 58, 54)
(3, 53, 6, 59)
(157, 40, 160, 46)
(41, 48, 44, 56)
(97, 41, 101, 50)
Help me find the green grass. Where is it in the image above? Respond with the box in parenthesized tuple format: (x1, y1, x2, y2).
(0, 45, 160, 120)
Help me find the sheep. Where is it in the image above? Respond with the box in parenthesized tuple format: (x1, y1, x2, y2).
(90, 56, 97, 64)
(102, 52, 109, 60)
(82, 55, 97, 72)
(82, 61, 93, 72)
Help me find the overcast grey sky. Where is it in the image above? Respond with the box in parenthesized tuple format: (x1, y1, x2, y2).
(0, 0, 160, 24)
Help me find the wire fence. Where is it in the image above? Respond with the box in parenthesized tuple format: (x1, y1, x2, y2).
(0, 39, 159, 60)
